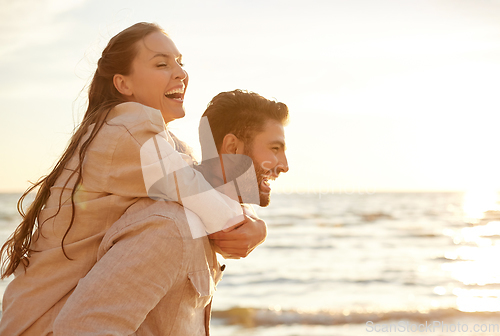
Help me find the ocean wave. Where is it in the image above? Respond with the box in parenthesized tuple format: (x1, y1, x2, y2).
(359, 212, 393, 222)
(212, 307, 499, 327)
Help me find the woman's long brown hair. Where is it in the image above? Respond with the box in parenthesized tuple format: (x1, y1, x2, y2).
(0, 22, 165, 278)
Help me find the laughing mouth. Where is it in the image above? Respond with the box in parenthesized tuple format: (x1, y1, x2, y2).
(165, 87, 185, 101)
(260, 175, 276, 191)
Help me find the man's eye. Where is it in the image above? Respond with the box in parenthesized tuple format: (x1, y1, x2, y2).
(177, 60, 185, 67)
(157, 63, 167, 67)
(272, 147, 280, 151)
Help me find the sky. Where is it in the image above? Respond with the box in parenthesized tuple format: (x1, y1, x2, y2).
(1, 0, 500, 193)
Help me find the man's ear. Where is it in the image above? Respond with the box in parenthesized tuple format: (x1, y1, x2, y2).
(221, 134, 244, 155)
(113, 74, 133, 97)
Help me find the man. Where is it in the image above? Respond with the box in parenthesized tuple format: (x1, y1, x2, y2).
(53, 90, 289, 335)
(199, 89, 289, 258)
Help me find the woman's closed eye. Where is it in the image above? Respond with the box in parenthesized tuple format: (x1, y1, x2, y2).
(157, 61, 184, 68)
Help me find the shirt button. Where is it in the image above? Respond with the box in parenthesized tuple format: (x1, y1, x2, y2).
(221, 264, 226, 271)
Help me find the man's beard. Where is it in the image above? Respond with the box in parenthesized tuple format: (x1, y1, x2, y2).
(244, 148, 271, 207)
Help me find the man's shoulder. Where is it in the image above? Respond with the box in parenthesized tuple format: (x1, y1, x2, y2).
(103, 198, 199, 241)
(118, 198, 184, 226)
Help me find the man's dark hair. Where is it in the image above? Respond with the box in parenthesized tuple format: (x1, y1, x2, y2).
(201, 89, 289, 156)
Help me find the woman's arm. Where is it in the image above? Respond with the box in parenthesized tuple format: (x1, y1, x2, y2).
(209, 214, 267, 259)
(105, 103, 245, 237)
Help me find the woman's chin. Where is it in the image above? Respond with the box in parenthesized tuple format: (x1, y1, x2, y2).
(161, 108, 186, 124)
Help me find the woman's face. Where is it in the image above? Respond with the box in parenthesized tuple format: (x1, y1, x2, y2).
(120, 31, 188, 123)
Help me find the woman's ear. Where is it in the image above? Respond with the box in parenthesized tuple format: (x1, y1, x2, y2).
(113, 74, 133, 96)
(221, 134, 244, 155)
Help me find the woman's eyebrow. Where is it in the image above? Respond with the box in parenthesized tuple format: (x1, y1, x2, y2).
(150, 53, 182, 61)
(150, 53, 170, 60)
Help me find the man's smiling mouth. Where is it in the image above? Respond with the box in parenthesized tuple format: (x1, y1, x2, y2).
(260, 175, 276, 192)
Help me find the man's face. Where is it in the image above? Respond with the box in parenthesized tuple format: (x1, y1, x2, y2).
(244, 119, 288, 207)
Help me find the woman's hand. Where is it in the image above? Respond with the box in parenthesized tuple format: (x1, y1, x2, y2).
(208, 215, 267, 259)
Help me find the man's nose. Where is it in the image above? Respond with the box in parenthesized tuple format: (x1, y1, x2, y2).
(276, 153, 289, 174)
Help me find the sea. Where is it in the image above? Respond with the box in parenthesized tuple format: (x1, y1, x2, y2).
(1, 191, 499, 336)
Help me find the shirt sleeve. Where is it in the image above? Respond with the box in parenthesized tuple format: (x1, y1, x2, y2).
(105, 104, 244, 236)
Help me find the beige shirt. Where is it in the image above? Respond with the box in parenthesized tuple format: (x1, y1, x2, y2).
(55, 198, 223, 336)
(0, 102, 235, 335)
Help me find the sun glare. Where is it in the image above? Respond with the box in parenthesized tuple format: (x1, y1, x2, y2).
(442, 188, 500, 312)
(462, 188, 500, 222)
(454, 288, 500, 313)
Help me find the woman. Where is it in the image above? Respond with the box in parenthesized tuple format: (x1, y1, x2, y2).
(0, 22, 266, 335)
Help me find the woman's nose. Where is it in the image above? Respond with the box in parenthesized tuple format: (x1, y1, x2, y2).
(181, 71, 189, 88)
(174, 65, 187, 81)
